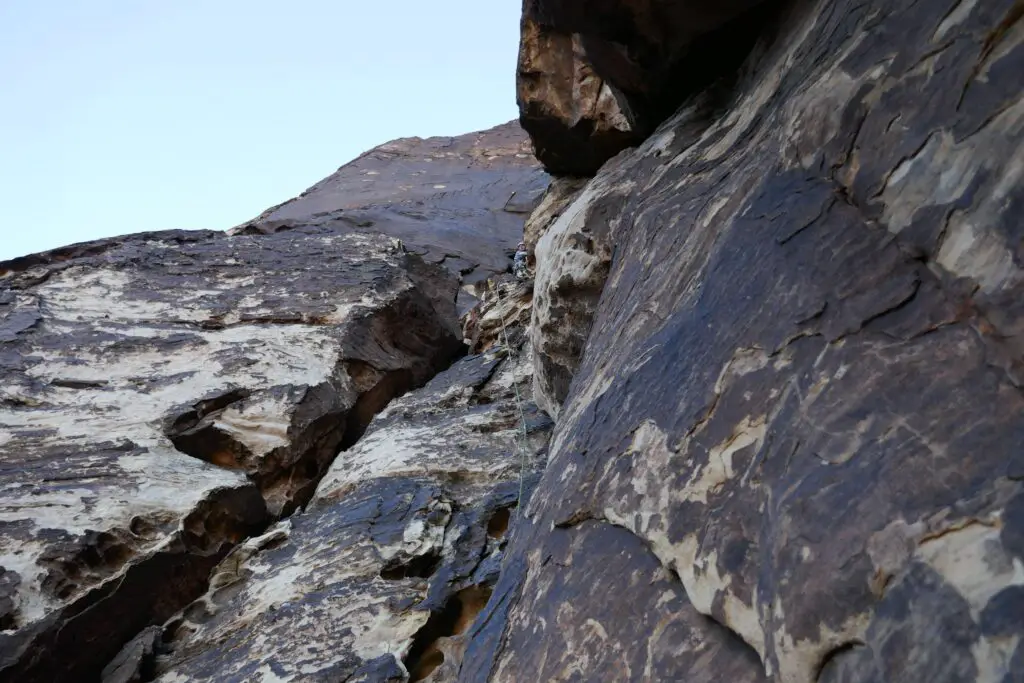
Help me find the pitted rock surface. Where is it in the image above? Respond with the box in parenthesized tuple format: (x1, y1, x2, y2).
(0, 229, 463, 681)
(147, 324, 551, 682)
(232, 121, 550, 293)
(480, 0, 1024, 681)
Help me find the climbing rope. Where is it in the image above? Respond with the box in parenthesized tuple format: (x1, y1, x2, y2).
(497, 292, 532, 520)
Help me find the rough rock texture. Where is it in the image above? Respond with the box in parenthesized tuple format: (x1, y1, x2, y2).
(232, 122, 549, 299)
(463, 278, 535, 355)
(521, 177, 587, 254)
(518, 0, 776, 173)
(481, 0, 1024, 681)
(0, 228, 464, 680)
(517, 15, 637, 176)
(3, 0, 1023, 678)
(140, 288, 551, 682)
(529, 167, 619, 417)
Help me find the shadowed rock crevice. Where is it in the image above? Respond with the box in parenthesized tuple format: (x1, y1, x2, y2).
(166, 389, 254, 470)
(162, 279, 467, 518)
(814, 640, 867, 682)
(592, 0, 794, 135)
(123, 274, 553, 681)
(486, 507, 513, 540)
(381, 549, 444, 581)
(96, 339, 469, 682)
(404, 585, 494, 682)
(107, 347, 469, 680)
(101, 626, 162, 683)
(340, 363, 418, 450)
(0, 487, 268, 683)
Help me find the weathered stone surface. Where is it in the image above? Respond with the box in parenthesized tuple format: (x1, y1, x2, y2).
(474, 518, 768, 682)
(2, 0, 1021, 679)
(463, 278, 535, 355)
(517, 15, 637, 175)
(521, 177, 587, 254)
(480, 0, 1024, 680)
(147, 310, 551, 682)
(0, 228, 463, 680)
(232, 122, 550, 295)
(529, 165, 623, 417)
(519, 0, 778, 172)
(102, 626, 162, 683)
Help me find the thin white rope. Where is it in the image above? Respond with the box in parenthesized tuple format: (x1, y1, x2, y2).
(497, 294, 532, 520)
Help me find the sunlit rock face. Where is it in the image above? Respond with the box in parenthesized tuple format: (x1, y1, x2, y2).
(0, 123, 546, 682)
(232, 121, 550, 306)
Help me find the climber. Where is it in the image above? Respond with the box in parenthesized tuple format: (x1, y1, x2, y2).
(512, 242, 529, 279)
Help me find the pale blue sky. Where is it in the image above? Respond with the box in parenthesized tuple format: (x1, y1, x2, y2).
(0, 1, 522, 260)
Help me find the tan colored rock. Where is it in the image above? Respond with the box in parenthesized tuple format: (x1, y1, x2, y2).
(463, 277, 534, 354)
(522, 177, 588, 253)
(528, 161, 632, 418)
(517, 15, 638, 175)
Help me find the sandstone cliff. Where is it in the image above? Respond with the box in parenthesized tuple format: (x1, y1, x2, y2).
(2, 0, 1023, 680)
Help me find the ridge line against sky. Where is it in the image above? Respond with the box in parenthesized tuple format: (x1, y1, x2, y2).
(0, 1, 522, 260)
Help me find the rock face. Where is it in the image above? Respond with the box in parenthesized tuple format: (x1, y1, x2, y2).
(3, 0, 1024, 678)
(135, 280, 550, 682)
(517, 0, 776, 173)
(232, 122, 549, 302)
(488, 0, 1024, 681)
(0, 229, 464, 680)
(517, 14, 637, 176)
(529, 168, 618, 417)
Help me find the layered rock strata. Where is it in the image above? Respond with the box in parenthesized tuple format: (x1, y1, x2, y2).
(0, 124, 545, 682)
(115, 279, 550, 682)
(232, 122, 550, 309)
(0, 228, 466, 681)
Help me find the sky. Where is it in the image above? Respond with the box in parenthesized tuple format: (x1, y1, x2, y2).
(0, 1, 522, 261)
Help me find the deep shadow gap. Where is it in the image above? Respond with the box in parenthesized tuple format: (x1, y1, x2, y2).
(404, 584, 495, 682)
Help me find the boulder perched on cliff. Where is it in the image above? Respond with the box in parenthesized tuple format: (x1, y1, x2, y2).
(0, 228, 464, 681)
(477, 0, 1024, 680)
